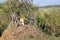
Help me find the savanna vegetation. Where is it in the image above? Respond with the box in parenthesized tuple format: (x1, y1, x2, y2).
(0, 0, 60, 40)
(37, 7, 60, 36)
(0, 0, 38, 37)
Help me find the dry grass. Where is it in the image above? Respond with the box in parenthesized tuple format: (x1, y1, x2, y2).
(0, 22, 60, 40)
(0, 25, 49, 40)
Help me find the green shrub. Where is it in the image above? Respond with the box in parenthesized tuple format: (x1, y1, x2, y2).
(0, 21, 7, 37)
(37, 8, 60, 36)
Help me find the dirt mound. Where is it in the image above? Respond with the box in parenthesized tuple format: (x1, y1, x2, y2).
(0, 25, 48, 40)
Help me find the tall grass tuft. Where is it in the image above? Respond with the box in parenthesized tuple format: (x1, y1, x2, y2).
(37, 8, 60, 36)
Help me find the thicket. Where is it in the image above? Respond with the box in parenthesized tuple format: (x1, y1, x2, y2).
(0, 0, 37, 37)
(0, 0, 60, 37)
(37, 8, 60, 36)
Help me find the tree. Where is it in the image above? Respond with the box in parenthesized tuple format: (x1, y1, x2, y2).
(3, 0, 38, 26)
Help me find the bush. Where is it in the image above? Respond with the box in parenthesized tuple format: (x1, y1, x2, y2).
(0, 21, 8, 37)
(37, 8, 60, 36)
